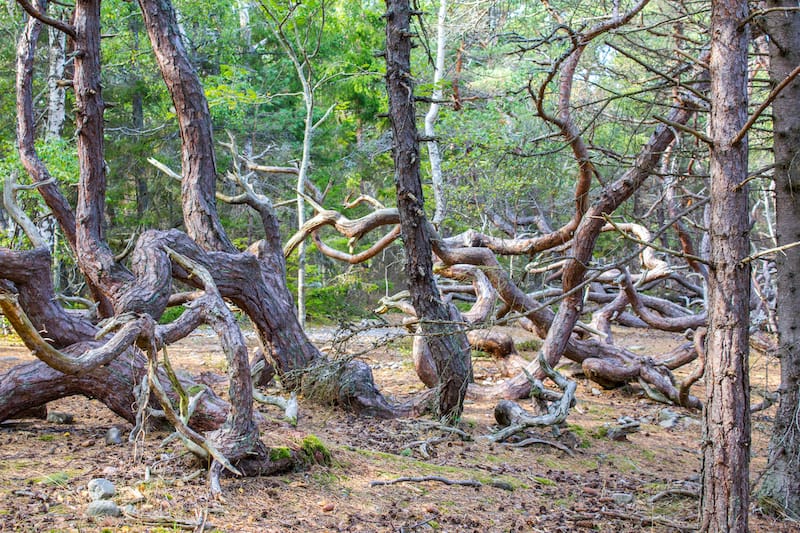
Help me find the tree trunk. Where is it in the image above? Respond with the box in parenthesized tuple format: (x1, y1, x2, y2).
(138, 0, 233, 252)
(424, 0, 447, 226)
(385, 0, 470, 423)
(701, 0, 751, 530)
(44, 9, 66, 141)
(757, 0, 800, 518)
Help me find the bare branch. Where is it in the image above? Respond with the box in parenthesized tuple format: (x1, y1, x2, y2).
(15, 0, 76, 39)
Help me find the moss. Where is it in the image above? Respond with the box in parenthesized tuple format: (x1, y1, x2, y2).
(532, 476, 556, 486)
(269, 446, 292, 462)
(300, 434, 332, 466)
(516, 339, 542, 352)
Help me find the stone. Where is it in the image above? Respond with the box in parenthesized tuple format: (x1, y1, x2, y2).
(611, 492, 634, 505)
(46, 411, 74, 424)
(87, 500, 121, 517)
(105, 427, 123, 445)
(87, 478, 116, 501)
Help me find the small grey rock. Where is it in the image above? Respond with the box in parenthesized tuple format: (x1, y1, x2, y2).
(105, 427, 123, 445)
(658, 408, 679, 422)
(591, 388, 602, 396)
(46, 411, 74, 424)
(659, 417, 679, 429)
(611, 492, 634, 505)
(87, 500, 121, 517)
(87, 478, 116, 501)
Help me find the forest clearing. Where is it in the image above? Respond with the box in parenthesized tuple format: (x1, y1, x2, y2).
(0, 325, 791, 532)
(1, 0, 799, 530)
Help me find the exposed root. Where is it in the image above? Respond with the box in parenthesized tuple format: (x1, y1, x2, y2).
(489, 351, 577, 442)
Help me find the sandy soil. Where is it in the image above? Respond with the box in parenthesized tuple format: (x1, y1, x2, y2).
(0, 325, 793, 532)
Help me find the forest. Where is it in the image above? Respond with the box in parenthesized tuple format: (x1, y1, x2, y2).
(0, 0, 798, 530)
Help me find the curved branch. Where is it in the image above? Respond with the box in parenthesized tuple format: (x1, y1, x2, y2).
(310, 226, 401, 264)
(0, 289, 144, 375)
(284, 207, 400, 257)
(620, 269, 707, 331)
(16, 0, 76, 39)
(3, 172, 48, 248)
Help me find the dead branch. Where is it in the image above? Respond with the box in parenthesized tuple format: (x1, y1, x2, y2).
(283, 203, 400, 257)
(0, 289, 144, 375)
(489, 351, 577, 442)
(648, 488, 699, 503)
(3, 172, 50, 248)
(253, 390, 298, 426)
(620, 269, 707, 331)
(506, 436, 575, 456)
(370, 476, 482, 488)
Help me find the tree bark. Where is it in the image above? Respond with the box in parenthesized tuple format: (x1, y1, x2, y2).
(700, 0, 751, 530)
(385, 0, 471, 422)
(138, 0, 233, 252)
(757, 0, 800, 518)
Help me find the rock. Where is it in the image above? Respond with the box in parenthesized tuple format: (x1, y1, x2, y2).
(658, 408, 680, 428)
(606, 416, 641, 441)
(611, 492, 634, 505)
(46, 411, 74, 424)
(658, 408, 678, 421)
(591, 388, 602, 396)
(87, 500, 121, 517)
(105, 427, 123, 445)
(87, 478, 116, 501)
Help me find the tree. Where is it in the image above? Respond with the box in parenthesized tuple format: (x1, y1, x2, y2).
(385, 0, 470, 422)
(700, 0, 751, 529)
(2, 0, 399, 495)
(757, 0, 800, 518)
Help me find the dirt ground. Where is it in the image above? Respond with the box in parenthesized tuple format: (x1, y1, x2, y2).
(0, 324, 795, 532)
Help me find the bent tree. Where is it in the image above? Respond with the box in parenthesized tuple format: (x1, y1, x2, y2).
(2, 0, 401, 493)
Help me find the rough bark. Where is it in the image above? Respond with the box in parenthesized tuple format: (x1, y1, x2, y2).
(138, 0, 233, 252)
(700, 0, 751, 530)
(385, 0, 471, 422)
(757, 0, 800, 518)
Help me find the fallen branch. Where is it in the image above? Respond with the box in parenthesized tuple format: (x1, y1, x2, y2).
(648, 488, 699, 503)
(253, 390, 298, 426)
(488, 351, 577, 442)
(506, 436, 575, 457)
(370, 476, 482, 488)
(122, 507, 214, 531)
(599, 510, 696, 532)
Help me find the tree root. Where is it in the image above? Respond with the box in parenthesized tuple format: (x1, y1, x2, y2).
(489, 352, 577, 442)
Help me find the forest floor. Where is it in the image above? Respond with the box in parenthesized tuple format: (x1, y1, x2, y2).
(0, 321, 795, 532)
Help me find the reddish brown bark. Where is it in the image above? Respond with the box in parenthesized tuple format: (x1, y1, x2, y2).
(386, 0, 470, 422)
(137, 0, 233, 252)
(700, 0, 752, 529)
(755, 0, 800, 518)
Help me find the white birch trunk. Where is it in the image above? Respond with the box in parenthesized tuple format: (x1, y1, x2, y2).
(424, 0, 448, 226)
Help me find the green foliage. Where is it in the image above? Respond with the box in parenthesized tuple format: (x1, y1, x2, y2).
(159, 305, 186, 324)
